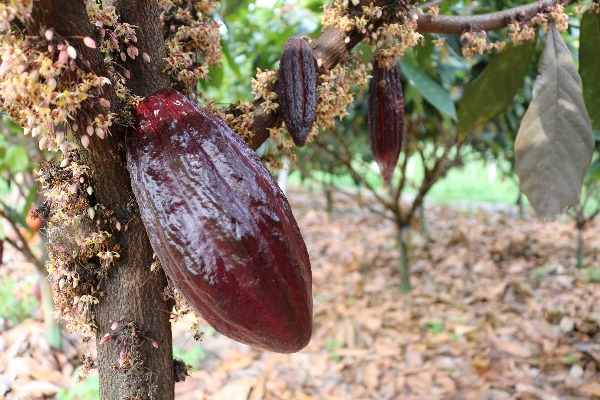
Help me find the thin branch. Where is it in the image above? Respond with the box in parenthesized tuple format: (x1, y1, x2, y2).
(0, 210, 45, 272)
(314, 132, 393, 211)
(415, 0, 577, 34)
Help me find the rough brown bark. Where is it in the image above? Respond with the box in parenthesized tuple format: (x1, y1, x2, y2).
(30, 1, 174, 399)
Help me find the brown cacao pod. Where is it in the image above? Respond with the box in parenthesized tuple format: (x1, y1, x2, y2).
(127, 89, 312, 353)
(278, 37, 317, 147)
(368, 58, 404, 184)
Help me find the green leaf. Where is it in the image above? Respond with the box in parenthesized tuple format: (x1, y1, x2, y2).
(22, 184, 39, 219)
(4, 145, 29, 173)
(219, 0, 248, 17)
(515, 25, 594, 220)
(580, 10, 600, 130)
(457, 41, 536, 137)
(399, 60, 457, 120)
(589, 159, 600, 181)
(208, 62, 223, 88)
(0, 199, 31, 231)
(302, 0, 325, 13)
(222, 39, 242, 80)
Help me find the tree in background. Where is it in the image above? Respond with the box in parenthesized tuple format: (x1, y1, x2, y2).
(0, 116, 61, 348)
(0, 0, 598, 398)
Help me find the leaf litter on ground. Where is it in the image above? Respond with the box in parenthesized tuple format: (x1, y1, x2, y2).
(1, 186, 600, 399)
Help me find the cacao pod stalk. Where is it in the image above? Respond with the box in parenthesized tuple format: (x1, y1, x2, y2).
(368, 58, 405, 184)
(127, 89, 313, 353)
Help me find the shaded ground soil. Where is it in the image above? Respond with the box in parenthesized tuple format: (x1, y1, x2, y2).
(2, 187, 600, 399)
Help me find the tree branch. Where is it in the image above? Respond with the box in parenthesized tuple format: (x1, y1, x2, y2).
(247, 0, 576, 150)
(0, 209, 44, 273)
(415, 0, 576, 34)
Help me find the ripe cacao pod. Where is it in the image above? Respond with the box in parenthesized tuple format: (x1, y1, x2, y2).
(127, 89, 312, 353)
(368, 58, 404, 184)
(278, 36, 317, 147)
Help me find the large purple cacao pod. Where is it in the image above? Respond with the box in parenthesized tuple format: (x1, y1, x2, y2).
(368, 59, 404, 184)
(278, 36, 317, 147)
(127, 89, 312, 353)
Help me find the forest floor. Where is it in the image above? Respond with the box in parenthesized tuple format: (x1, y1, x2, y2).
(1, 187, 600, 400)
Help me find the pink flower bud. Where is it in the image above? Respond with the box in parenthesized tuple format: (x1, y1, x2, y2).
(66, 46, 77, 59)
(83, 37, 96, 49)
(99, 98, 110, 108)
(58, 50, 69, 64)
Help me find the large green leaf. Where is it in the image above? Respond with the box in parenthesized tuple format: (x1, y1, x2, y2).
(4, 145, 29, 173)
(458, 41, 536, 137)
(222, 39, 242, 80)
(515, 26, 595, 220)
(399, 60, 456, 120)
(580, 10, 600, 130)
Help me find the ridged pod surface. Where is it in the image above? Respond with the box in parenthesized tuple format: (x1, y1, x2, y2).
(368, 59, 404, 184)
(278, 37, 317, 147)
(127, 89, 312, 353)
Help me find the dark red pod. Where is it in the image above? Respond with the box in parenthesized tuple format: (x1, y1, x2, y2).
(368, 58, 404, 184)
(127, 89, 312, 353)
(278, 36, 317, 147)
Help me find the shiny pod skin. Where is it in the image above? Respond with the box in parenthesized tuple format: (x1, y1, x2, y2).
(127, 89, 312, 353)
(278, 36, 317, 147)
(368, 58, 404, 184)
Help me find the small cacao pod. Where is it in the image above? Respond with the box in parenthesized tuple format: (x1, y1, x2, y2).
(368, 58, 404, 184)
(127, 89, 313, 353)
(278, 36, 317, 147)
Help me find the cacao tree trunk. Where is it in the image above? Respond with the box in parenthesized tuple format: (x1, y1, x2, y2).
(419, 204, 428, 235)
(516, 189, 525, 220)
(31, 1, 175, 398)
(324, 174, 334, 214)
(397, 225, 411, 293)
(26, 233, 61, 349)
(39, 272, 62, 349)
(577, 222, 585, 269)
(38, 237, 61, 349)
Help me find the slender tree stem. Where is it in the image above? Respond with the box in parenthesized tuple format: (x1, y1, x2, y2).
(577, 224, 584, 269)
(398, 225, 411, 293)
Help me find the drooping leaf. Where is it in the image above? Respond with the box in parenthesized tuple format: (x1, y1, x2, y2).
(458, 41, 536, 137)
(514, 25, 595, 220)
(400, 60, 456, 120)
(580, 10, 600, 130)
